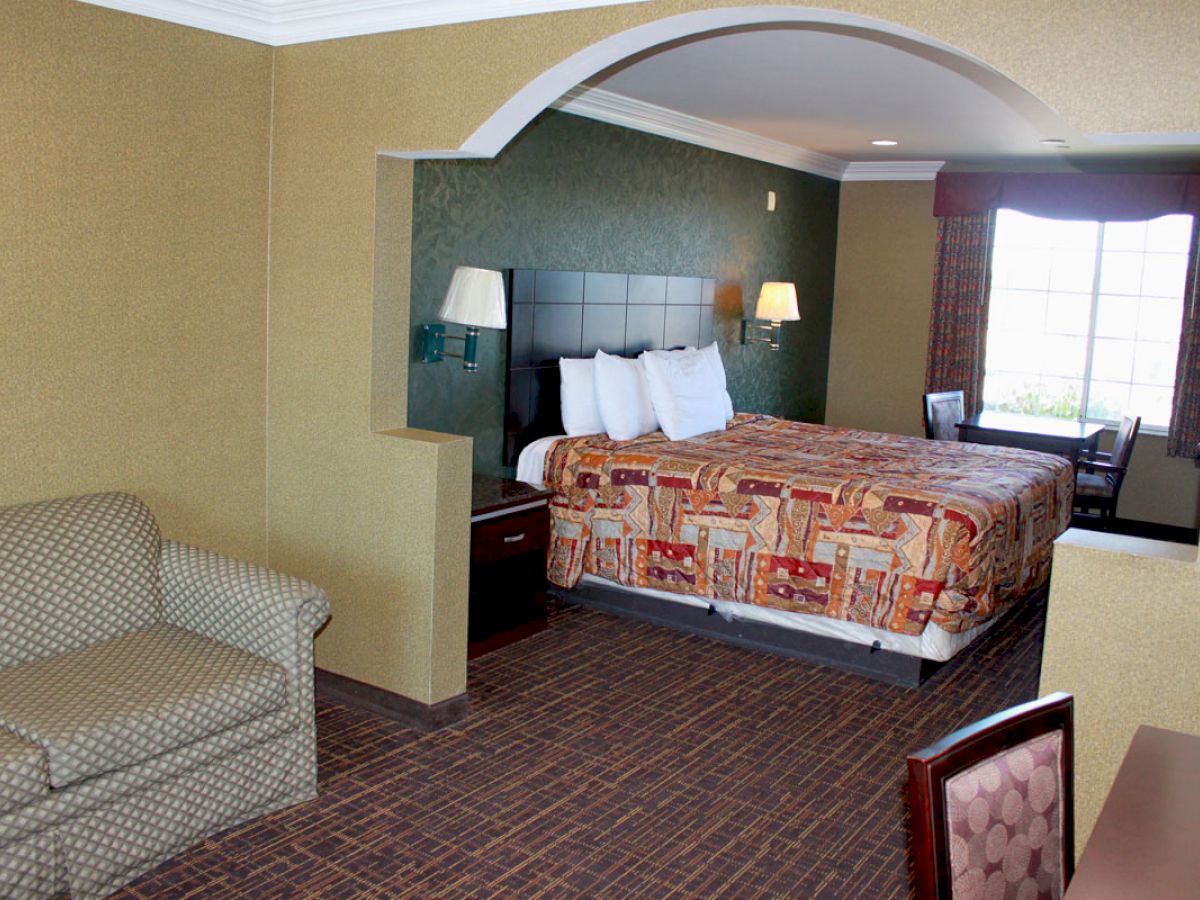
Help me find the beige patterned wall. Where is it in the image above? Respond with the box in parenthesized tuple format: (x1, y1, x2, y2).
(1039, 530, 1200, 849)
(826, 181, 939, 438)
(1, 0, 272, 561)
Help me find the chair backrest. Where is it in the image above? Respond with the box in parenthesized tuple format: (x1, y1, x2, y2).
(907, 692, 1074, 899)
(923, 390, 964, 441)
(1109, 415, 1141, 477)
(0, 492, 163, 670)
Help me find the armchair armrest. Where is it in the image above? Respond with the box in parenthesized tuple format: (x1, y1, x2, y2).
(1078, 459, 1123, 476)
(159, 540, 330, 715)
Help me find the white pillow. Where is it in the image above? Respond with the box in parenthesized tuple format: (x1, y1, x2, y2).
(640, 343, 729, 440)
(559, 357, 604, 436)
(593, 349, 659, 441)
(660, 344, 734, 420)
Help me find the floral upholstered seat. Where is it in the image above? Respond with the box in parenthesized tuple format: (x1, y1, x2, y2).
(907, 693, 1074, 899)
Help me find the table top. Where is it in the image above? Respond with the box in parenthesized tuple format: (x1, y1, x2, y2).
(1065, 725, 1200, 898)
(471, 473, 551, 520)
(957, 411, 1105, 442)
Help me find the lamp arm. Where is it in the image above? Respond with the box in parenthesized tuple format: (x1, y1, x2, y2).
(420, 323, 482, 371)
(740, 319, 784, 351)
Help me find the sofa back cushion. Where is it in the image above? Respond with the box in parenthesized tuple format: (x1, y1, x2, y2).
(0, 492, 162, 669)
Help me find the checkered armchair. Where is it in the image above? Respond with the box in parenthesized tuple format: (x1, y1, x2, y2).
(0, 492, 330, 899)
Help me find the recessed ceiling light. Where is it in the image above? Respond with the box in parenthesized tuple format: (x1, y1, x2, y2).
(871, 139, 898, 147)
(1040, 138, 1068, 146)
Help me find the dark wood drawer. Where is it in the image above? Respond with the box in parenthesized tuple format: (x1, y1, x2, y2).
(471, 506, 549, 564)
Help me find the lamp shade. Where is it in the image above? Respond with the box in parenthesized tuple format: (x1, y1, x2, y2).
(437, 266, 507, 330)
(754, 282, 800, 322)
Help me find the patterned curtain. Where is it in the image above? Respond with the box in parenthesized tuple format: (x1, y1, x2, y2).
(924, 212, 996, 416)
(1168, 219, 1200, 457)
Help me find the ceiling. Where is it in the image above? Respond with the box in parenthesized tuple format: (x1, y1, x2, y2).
(82, 0, 1200, 182)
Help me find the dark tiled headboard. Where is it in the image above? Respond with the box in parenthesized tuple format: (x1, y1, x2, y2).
(504, 269, 716, 466)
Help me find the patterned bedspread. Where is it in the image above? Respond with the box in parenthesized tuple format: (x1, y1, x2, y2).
(543, 415, 1073, 635)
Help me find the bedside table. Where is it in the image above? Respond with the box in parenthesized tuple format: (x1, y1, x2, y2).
(469, 474, 553, 659)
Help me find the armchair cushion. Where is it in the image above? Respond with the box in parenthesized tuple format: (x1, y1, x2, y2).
(0, 493, 162, 670)
(0, 729, 47, 816)
(0, 624, 287, 788)
(1075, 471, 1114, 498)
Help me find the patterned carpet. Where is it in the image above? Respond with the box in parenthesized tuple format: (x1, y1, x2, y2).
(118, 596, 1046, 898)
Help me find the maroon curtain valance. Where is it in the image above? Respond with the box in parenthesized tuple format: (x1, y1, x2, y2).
(934, 172, 1200, 221)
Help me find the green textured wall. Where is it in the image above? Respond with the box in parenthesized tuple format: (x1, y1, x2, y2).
(404, 111, 839, 473)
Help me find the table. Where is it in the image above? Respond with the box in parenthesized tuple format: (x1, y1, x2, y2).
(468, 474, 552, 659)
(956, 411, 1103, 465)
(1065, 725, 1200, 898)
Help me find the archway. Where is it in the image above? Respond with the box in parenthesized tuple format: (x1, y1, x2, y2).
(390, 5, 1063, 162)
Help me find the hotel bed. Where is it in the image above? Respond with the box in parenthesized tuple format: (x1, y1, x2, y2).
(503, 268, 1074, 685)
(517, 418, 1073, 683)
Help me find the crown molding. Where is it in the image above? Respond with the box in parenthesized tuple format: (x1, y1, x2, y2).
(555, 87, 849, 181)
(841, 161, 944, 181)
(1086, 131, 1200, 147)
(80, 0, 649, 46)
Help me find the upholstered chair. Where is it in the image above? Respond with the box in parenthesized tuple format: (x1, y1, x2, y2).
(923, 391, 965, 442)
(907, 692, 1074, 899)
(1074, 415, 1140, 521)
(0, 491, 329, 899)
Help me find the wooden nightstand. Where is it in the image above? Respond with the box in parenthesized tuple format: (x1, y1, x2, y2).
(469, 474, 553, 659)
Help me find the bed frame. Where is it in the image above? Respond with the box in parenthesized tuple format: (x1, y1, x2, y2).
(504, 267, 1033, 688)
(554, 580, 954, 687)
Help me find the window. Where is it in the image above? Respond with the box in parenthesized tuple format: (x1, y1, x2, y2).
(983, 209, 1194, 430)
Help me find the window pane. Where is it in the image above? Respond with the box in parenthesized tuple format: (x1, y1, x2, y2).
(1036, 377, 1083, 419)
(1042, 217, 1098, 251)
(1044, 292, 1091, 335)
(1129, 383, 1174, 429)
(989, 289, 1047, 331)
(987, 329, 1043, 375)
(1102, 220, 1147, 252)
(1145, 214, 1195, 254)
(1139, 297, 1185, 342)
(1141, 252, 1189, 298)
(1042, 334, 1088, 377)
(1086, 380, 1131, 422)
(1048, 249, 1096, 292)
(990, 246, 1017, 289)
(1091, 338, 1135, 381)
(1098, 251, 1144, 295)
(1095, 295, 1139, 338)
(984, 373, 1036, 412)
(998, 210, 1082, 249)
(1007, 248, 1053, 290)
(1132, 341, 1178, 386)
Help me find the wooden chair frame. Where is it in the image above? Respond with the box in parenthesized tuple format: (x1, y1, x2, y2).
(1074, 415, 1140, 521)
(923, 390, 965, 441)
(906, 692, 1075, 899)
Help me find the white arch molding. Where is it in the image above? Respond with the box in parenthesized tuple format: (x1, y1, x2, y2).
(387, 4, 1069, 174)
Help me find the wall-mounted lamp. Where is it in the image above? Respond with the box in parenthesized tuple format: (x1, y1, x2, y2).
(420, 266, 507, 372)
(741, 281, 800, 351)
